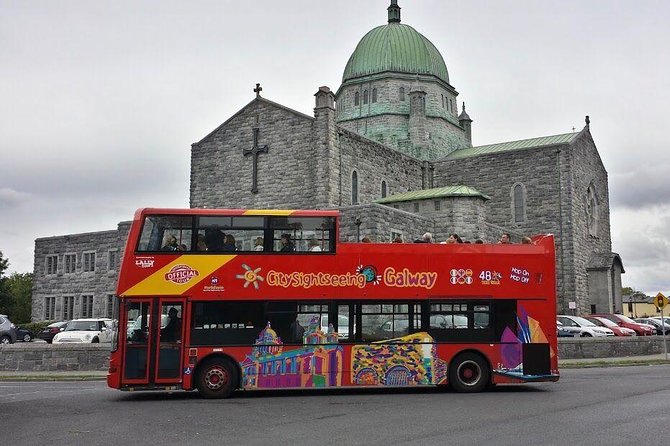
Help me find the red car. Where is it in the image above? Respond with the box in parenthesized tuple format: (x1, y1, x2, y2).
(585, 316, 636, 336)
(591, 313, 655, 336)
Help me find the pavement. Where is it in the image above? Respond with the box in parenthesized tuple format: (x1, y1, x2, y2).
(0, 354, 668, 381)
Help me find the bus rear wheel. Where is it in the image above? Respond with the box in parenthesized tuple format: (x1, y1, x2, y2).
(449, 352, 489, 393)
(196, 358, 238, 399)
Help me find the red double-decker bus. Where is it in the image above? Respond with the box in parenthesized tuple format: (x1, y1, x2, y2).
(107, 208, 559, 397)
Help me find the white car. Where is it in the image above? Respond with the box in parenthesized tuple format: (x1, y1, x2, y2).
(557, 315, 615, 337)
(52, 318, 114, 344)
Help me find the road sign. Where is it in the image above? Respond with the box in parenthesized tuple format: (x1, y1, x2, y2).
(654, 292, 668, 310)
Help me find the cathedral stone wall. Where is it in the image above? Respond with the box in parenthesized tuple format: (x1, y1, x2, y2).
(31, 222, 130, 322)
(566, 131, 612, 315)
(336, 128, 423, 206)
(339, 204, 434, 243)
(190, 99, 318, 209)
(387, 196, 487, 242)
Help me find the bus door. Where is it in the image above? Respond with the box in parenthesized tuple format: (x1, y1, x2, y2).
(122, 297, 186, 386)
(154, 298, 186, 384)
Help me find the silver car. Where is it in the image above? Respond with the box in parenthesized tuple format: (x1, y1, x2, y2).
(0, 314, 17, 344)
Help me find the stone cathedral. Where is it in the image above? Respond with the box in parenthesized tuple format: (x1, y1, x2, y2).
(32, 1, 623, 321)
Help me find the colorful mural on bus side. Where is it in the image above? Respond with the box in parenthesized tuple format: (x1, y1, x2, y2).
(495, 304, 554, 378)
(239, 316, 450, 389)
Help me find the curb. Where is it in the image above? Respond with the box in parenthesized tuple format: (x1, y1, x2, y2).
(0, 374, 107, 382)
(559, 359, 670, 369)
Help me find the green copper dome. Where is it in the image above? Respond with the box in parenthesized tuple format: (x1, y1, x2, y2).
(342, 22, 450, 84)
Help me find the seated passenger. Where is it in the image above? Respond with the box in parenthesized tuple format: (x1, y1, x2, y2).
(222, 234, 237, 252)
(280, 233, 295, 252)
(162, 234, 179, 251)
(499, 233, 511, 244)
(308, 238, 322, 252)
(521, 236, 533, 244)
(204, 228, 225, 251)
(196, 234, 208, 251)
(254, 236, 264, 251)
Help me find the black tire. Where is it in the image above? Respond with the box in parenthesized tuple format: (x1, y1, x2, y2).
(0, 335, 11, 344)
(91, 337, 99, 343)
(581, 332, 592, 337)
(196, 358, 238, 399)
(22, 333, 32, 342)
(449, 352, 490, 393)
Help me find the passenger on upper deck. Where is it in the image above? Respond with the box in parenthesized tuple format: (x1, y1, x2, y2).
(254, 237, 264, 251)
(162, 235, 179, 251)
(499, 233, 511, 244)
(280, 234, 295, 252)
(222, 234, 237, 252)
(196, 234, 208, 251)
(204, 229, 225, 251)
(308, 238, 322, 252)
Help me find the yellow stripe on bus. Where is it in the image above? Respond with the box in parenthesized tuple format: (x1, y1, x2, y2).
(243, 209, 294, 216)
(122, 255, 237, 296)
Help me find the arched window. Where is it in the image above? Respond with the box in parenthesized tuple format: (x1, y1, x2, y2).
(399, 87, 405, 102)
(372, 88, 377, 103)
(363, 90, 369, 104)
(352, 171, 358, 204)
(512, 183, 526, 223)
(586, 184, 599, 236)
(354, 91, 360, 106)
(381, 180, 387, 198)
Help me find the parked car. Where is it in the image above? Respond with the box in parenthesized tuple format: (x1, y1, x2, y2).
(52, 318, 114, 344)
(37, 321, 69, 343)
(0, 314, 17, 344)
(634, 318, 670, 335)
(13, 326, 33, 342)
(585, 316, 636, 336)
(556, 315, 615, 337)
(591, 313, 655, 336)
(556, 321, 575, 337)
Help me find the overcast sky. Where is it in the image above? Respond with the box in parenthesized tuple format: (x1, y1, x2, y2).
(1, 0, 669, 295)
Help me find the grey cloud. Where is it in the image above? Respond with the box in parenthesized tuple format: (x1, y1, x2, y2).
(0, 188, 31, 207)
(610, 166, 670, 209)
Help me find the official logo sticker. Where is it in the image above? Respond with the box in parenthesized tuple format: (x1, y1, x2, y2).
(165, 264, 199, 284)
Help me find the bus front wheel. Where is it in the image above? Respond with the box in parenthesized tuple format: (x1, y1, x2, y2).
(196, 358, 238, 399)
(449, 352, 489, 393)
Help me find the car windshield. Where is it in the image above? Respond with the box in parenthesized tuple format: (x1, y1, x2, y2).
(65, 321, 99, 331)
(572, 316, 596, 327)
(594, 317, 616, 327)
(616, 315, 637, 324)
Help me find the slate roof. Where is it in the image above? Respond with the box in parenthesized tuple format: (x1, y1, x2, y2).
(587, 252, 625, 273)
(446, 132, 579, 160)
(376, 185, 490, 204)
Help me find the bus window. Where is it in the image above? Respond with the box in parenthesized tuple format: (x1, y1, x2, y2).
(264, 301, 299, 344)
(190, 301, 264, 345)
(361, 304, 410, 342)
(269, 216, 335, 253)
(137, 215, 193, 252)
(196, 216, 264, 253)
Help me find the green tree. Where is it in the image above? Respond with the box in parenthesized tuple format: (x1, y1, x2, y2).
(5, 273, 33, 323)
(0, 250, 10, 314)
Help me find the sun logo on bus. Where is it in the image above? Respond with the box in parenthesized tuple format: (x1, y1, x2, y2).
(236, 264, 265, 289)
(356, 264, 381, 285)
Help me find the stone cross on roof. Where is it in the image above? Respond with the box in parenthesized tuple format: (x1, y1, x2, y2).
(254, 83, 262, 98)
(243, 119, 268, 194)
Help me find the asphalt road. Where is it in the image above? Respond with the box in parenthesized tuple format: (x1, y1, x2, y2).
(1, 365, 670, 446)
